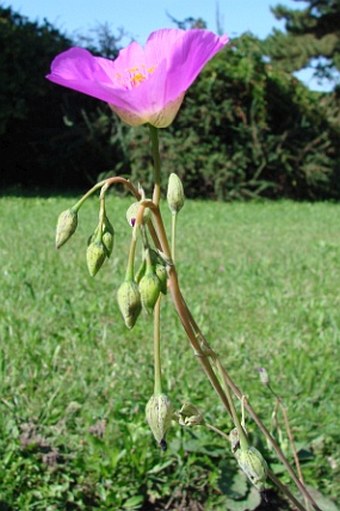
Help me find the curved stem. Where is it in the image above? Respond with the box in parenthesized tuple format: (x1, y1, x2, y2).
(146, 205, 320, 511)
(153, 296, 162, 395)
(73, 180, 107, 211)
(74, 176, 140, 211)
(123, 179, 318, 511)
(105, 176, 141, 199)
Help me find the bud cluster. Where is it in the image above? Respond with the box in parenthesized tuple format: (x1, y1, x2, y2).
(117, 247, 168, 329)
(55, 200, 115, 278)
(139, 250, 167, 312)
(87, 215, 115, 277)
(55, 178, 185, 455)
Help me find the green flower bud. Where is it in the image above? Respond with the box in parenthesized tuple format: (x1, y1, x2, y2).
(126, 201, 151, 227)
(102, 217, 114, 257)
(146, 394, 173, 450)
(177, 403, 204, 427)
(139, 271, 161, 314)
(167, 173, 185, 214)
(155, 263, 167, 295)
(117, 280, 141, 329)
(148, 250, 168, 294)
(235, 446, 268, 491)
(55, 208, 78, 249)
(86, 240, 106, 277)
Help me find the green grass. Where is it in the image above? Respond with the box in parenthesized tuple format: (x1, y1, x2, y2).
(0, 196, 339, 510)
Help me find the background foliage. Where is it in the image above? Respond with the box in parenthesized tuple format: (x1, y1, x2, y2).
(0, 2, 339, 199)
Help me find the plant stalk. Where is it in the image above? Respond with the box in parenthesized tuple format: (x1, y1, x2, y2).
(146, 205, 320, 511)
(149, 125, 161, 207)
(153, 296, 162, 395)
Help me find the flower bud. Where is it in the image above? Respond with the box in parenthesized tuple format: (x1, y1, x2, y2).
(146, 394, 173, 450)
(177, 403, 204, 427)
(155, 263, 167, 294)
(148, 250, 168, 294)
(55, 208, 78, 249)
(117, 280, 141, 329)
(126, 202, 151, 227)
(235, 446, 268, 491)
(102, 217, 114, 257)
(167, 173, 185, 214)
(86, 240, 106, 277)
(139, 271, 161, 314)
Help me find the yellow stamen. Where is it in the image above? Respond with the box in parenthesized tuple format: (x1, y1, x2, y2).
(130, 72, 146, 87)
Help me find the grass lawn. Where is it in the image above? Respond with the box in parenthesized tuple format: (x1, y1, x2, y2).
(0, 195, 339, 510)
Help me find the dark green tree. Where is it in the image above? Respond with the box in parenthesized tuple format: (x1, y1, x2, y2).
(0, 6, 125, 190)
(265, 0, 340, 82)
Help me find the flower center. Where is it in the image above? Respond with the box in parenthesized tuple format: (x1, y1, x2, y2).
(116, 65, 156, 90)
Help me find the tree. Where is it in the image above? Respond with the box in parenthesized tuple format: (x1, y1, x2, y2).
(0, 7, 125, 190)
(265, 0, 340, 83)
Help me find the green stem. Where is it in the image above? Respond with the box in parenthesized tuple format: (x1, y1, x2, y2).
(205, 422, 230, 442)
(146, 206, 320, 511)
(77, 173, 316, 510)
(73, 180, 107, 211)
(125, 231, 137, 281)
(171, 212, 177, 263)
(153, 296, 162, 395)
(74, 176, 140, 212)
(98, 190, 107, 231)
(132, 175, 317, 510)
(149, 126, 162, 396)
(149, 125, 161, 207)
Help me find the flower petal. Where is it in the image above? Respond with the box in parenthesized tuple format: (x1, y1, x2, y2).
(47, 47, 118, 104)
(46, 29, 229, 127)
(161, 30, 228, 104)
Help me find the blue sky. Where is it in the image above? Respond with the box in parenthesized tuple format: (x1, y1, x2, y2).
(6, 0, 298, 41)
(5, 0, 332, 90)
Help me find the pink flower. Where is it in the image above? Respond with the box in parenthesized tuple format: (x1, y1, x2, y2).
(46, 29, 228, 128)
